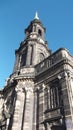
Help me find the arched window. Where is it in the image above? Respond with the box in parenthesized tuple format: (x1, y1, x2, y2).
(38, 29, 42, 36)
(39, 53, 45, 62)
(33, 25, 36, 32)
(21, 48, 27, 67)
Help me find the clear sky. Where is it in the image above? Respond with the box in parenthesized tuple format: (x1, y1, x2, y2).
(0, 0, 73, 88)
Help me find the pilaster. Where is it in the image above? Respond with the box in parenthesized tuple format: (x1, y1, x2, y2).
(11, 85, 25, 130)
(58, 71, 73, 130)
(11, 79, 34, 130)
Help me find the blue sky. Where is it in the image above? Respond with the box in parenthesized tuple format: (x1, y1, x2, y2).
(0, 0, 73, 88)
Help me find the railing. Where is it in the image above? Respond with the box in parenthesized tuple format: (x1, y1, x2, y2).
(35, 48, 73, 75)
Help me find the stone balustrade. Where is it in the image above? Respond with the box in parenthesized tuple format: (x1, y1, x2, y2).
(35, 48, 73, 75)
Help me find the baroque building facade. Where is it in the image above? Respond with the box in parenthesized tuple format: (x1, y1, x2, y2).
(0, 13, 73, 130)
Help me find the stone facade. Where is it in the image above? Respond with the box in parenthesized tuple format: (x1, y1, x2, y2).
(0, 13, 73, 130)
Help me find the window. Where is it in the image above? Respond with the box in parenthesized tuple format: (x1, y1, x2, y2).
(50, 86, 60, 109)
(21, 49, 27, 67)
(45, 81, 61, 110)
(33, 25, 36, 32)
(39, 53, 45, 62)
(38, 29, 42, 36)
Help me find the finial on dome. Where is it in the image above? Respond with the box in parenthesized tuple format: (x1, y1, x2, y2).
(34, 11, 39, 20)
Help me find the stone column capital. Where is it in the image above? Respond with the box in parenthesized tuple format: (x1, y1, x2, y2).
(15, 87, 25, 94)
(25, 86, 33, 93)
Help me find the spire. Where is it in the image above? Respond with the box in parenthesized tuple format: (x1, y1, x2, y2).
(34, 11, 39, 20)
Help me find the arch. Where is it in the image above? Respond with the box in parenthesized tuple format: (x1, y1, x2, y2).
(38, 29, 42, 36)
(39, 53, 45, 62)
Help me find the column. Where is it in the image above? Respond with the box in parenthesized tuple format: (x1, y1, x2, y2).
(33, 91, 37, 130)
(65, 72, 73, 130)
(11, 87, 26, 130)
(22, 87, 34, 130)
(42, 85, 45, 130)
(58, 72, 73, 130)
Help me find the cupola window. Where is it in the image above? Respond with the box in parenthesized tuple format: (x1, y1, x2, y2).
(38, 29, 42, 36)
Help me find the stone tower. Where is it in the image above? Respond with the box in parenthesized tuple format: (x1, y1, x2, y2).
(0, 13, 73, 130)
